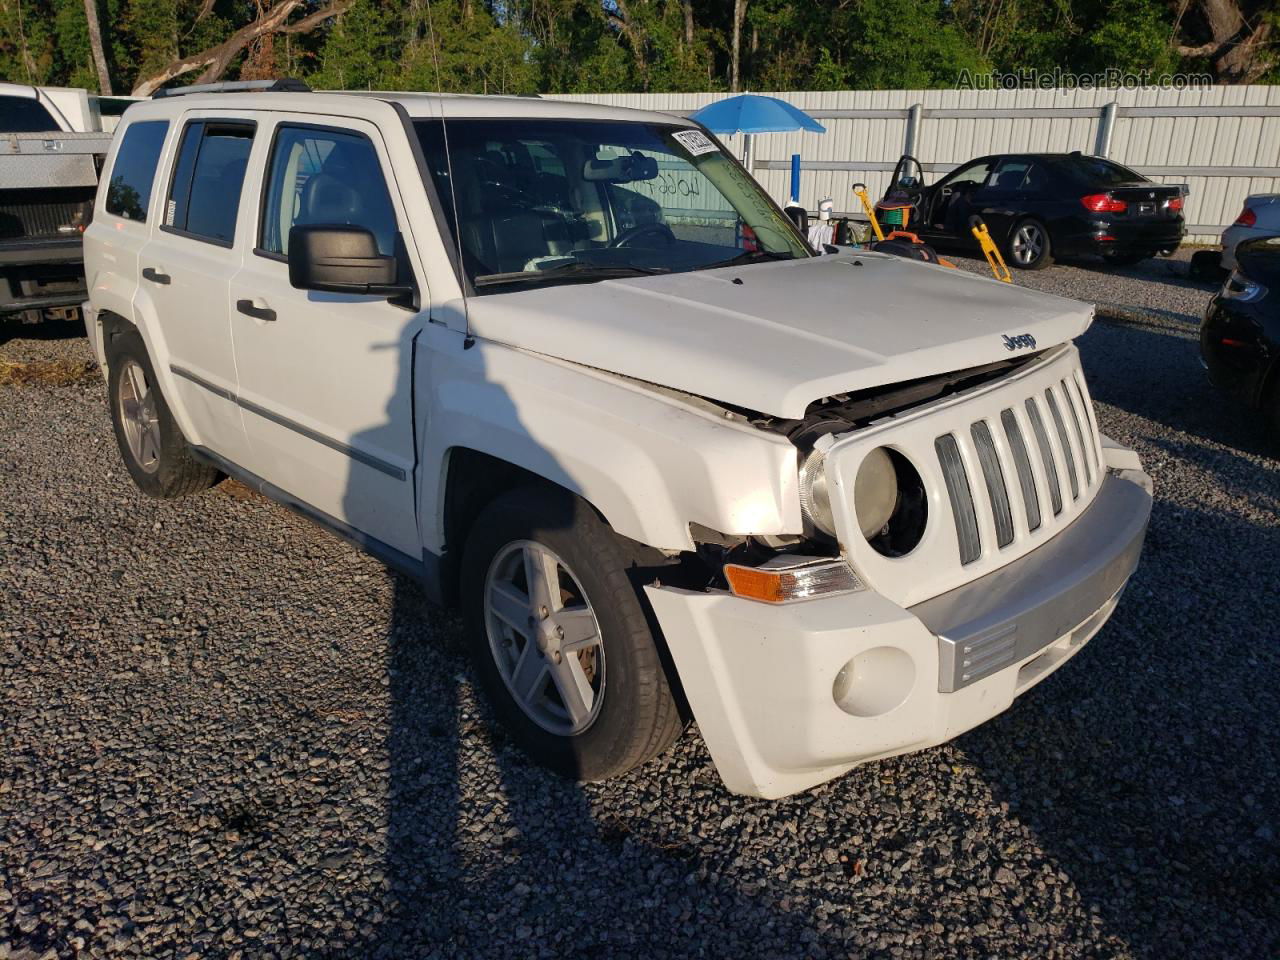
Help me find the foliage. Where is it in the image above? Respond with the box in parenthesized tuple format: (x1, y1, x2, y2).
(0, 0, 1270, 96)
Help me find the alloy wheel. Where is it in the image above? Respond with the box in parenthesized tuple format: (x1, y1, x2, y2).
(483, 540, 606, 736)
(117, 359, 161, 474)
(1010, 223, 1045, 266)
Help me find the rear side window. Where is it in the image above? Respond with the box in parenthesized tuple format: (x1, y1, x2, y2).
(258, 125, 398, 257)
(105, 121, 169, 222)
(0, 95, 58, 132)
(165, 120, 255, 245)
(990, 160, 1031, 191)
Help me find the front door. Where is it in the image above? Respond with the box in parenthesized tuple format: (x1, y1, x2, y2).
(926, 158, 995, 235)
(228, 117, 424, 558)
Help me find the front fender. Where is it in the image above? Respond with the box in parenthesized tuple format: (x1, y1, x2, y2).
(417, 329, 802, 553)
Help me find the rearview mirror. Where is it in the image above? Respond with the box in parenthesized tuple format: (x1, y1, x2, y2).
(583, 153, 659, 184)
(288, 225, 413, 299)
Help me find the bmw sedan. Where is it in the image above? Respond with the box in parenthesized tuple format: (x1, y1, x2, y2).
(1201, 234, 1280, 443)
(882, 152, 1186, 270)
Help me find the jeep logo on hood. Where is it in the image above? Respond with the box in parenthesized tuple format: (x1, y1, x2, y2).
(1002, 333, 1037, 351)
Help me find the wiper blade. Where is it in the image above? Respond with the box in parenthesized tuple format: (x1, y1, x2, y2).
(473, 263, 670, 288)
(699, 249, 797, 270)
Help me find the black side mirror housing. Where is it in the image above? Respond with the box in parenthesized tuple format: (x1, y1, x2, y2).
(288, 225, 414, 300)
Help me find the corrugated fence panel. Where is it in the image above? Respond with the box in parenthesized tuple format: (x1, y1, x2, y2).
(548, 85, 1280, 242)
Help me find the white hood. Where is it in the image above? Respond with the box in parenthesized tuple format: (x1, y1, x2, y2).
(465, 252, 1094, 419)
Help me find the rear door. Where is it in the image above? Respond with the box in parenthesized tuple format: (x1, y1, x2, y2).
(227, 116, 424, 557)
(978, 157, 1045, 238)
(137, 113, 255, 464)
(86, 117, 171, 320)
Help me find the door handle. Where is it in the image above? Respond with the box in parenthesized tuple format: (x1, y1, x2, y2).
(142, 267, 170, 285)
(236, 299, 276, 323)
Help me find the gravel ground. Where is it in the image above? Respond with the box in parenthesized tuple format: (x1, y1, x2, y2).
(2, 255, 1277, 960)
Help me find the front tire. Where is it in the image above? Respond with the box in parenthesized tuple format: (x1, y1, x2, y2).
(461, 485, 683, 782)
(106, 328, 220, 499)
(1007, 218, 1053, 270)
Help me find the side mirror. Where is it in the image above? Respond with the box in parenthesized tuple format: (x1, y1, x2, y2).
(288, 225, 413, 299)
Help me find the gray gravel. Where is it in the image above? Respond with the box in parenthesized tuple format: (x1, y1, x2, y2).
(2, 257, 1278, 960)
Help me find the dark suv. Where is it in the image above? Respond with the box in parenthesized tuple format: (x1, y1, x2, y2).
(1201, 235, 1280, 442)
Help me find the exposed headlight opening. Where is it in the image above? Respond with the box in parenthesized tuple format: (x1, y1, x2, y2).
(798, 445, 835, 536)
(793, 419, 845, 539)
(859, 447, 928, 558)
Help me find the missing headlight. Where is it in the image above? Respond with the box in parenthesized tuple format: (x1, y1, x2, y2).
(860, 447, 927, 558)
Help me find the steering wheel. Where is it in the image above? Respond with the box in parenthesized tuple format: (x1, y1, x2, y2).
(610, 222, 676, 249)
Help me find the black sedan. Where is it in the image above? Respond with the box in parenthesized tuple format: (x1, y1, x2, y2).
(880, 152, 1186, 270)
(1201, 235, 1280, 442)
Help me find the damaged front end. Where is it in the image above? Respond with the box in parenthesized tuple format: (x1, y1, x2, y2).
(671, 351, 1047, 604)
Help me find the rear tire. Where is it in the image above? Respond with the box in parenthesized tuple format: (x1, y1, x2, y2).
(1006, 218, 1053, 270)
(461, 484, 683, 782)
(106, 328, 220, 499)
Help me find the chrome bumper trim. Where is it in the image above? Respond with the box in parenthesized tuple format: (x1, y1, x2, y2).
(911, 468, 1152, 693)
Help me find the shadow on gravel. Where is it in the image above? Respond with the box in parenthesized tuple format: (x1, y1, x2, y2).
(961, 498, 1280, 959)
(0, 312, 85, 348)
(331, 323, 815, 959)
(347, 574, 820, 959)
(1059, 255, 1216, 291)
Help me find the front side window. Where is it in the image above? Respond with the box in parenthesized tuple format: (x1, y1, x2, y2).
(165, 120, 254, 245)
(105, 121, 169, 222)
(259, 126, 398, 258)
(415, 118, 811, 289)
(940, 160, 993, 189)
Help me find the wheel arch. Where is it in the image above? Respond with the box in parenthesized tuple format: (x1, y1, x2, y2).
(435, 446, 649, 607)
(443, 446, 694, 725)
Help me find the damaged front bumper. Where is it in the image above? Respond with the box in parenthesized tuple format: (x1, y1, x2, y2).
(646, 436, 1152, 799)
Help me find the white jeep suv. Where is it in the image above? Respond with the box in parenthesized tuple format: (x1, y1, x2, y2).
(83, 82, 1152, 799)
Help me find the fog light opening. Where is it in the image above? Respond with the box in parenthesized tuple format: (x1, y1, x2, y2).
(832, 646, 916, 718)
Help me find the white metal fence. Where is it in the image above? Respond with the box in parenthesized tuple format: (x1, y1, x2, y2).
(551, 86, 1280, 244)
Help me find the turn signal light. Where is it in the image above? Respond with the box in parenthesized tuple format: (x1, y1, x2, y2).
(723, 557, 863, 604)
(1081, 193, 1127, 213)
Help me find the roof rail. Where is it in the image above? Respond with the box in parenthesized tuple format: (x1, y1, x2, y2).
(153, 77, 311, 99)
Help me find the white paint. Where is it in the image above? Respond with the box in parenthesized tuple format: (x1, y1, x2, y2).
(466, 251, 1092, 419)
(84, 91, 1153, 799)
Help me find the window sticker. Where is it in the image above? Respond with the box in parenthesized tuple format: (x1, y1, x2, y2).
(165, 199, 176, 226)
(672, 129, 718, 157)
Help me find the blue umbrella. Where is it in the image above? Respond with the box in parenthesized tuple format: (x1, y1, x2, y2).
(689, 94, 826, 135)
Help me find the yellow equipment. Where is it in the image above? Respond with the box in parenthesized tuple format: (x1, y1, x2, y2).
(969, 216, 1013, 283)
(851, 181, 957, 269)
(851, 182, 884, 242)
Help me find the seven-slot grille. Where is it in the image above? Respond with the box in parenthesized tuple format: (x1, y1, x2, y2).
(936, 371, 1102, 565)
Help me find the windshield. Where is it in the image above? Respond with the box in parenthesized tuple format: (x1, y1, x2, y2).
(414, 118, 811, 290)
